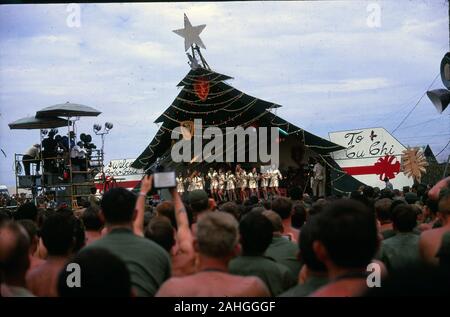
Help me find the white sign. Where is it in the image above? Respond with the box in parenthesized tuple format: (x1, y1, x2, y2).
(95, 159, 144, 189)
(329, 128, 413, 190)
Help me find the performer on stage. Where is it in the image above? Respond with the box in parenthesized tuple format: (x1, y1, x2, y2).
(207, 168, 220, 201)
(186, 170, 195, 192)
(260, 168, 270, 200)
(176, 172, 185, 194)
(269, 165, 282, 196)
(217, 168, 226, 201)
(194, 171, 205, 190)
(236, 164, 248, 201)
(225, 170, 237, 201)
(248, 167, 259, 199)
(312, 159, 325, 198)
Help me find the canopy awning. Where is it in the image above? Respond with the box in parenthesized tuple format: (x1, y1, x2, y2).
(8, 116, 71, 130)
(35, 102, 101, 118)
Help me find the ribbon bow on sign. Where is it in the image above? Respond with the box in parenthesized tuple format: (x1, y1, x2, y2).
(342, 155, 401, 180)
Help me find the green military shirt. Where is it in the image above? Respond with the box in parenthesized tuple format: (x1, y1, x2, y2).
(265, 236, 301, 278)
(278, 275, 329, 297)
(379, 232, 421, 272)
(229, 255, 296, 296)
(85, 227, 171, 297)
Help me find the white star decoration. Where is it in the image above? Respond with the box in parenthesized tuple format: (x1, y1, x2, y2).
(173, 14, 206, 52)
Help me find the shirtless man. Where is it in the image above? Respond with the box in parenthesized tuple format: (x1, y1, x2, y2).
(310, 200, 379, 297)
(134, 176, 196, 277)
(420, 192, 450, 267)
(271, 197, 300, 243)
(156, 212, 269, 297)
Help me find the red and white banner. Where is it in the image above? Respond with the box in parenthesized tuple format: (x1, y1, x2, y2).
(95, 158, 144, 191)
(329, 128, 413, 189)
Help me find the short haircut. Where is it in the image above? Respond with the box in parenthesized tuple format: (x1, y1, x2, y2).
(58, 248, 131, 297)
(82, 207, 103, 231)
(0, 221, 30, 277)
(391, 204, 417, 232)
(100, 188, 137, 224)
(156, 201, 177, 229)
(17, 219, 38, 241)
(292, 203, 307, 229)
(314, 200, 378, 268)
(190, 199, 209, 214)
(14, 202, 38, 222)
(219, 202, 240, 221)
(309, 199, 328, 217)
(58, 208, 85, 252)
(298, 221, 327, 272)
(271, 197, 293, 220)
(262, 210, 283, 233)
(375, 198, 392, 221)
(40, 213, 75, 256)
(196, 212, 238, 258)
(144, 216, 175, 253)
(239, 211, 273, 256)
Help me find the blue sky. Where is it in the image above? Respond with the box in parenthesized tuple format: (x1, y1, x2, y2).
(1, 1, 449, 186)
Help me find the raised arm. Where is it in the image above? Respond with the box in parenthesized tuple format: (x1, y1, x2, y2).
(133, 175, 152, 237)
(169, 187, 194, 254)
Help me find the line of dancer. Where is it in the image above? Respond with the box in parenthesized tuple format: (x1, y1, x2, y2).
(175, 164, 283, 202)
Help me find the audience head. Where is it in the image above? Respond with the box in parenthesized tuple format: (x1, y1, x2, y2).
(271, 197, 293, 220)
(262, 210, 283, 233)
(391, 204, 417, 233)
(189, 190, 210, 216)
(218, 202, 240, 221)
(156, 201, 176, 229)
(312, 200, 378, 270)
(0, 221, 30, 282)
(16, 219, 39, 254)
(40, 213, 76, 256)
(374, 198, 392, 222)
(144, 216, 175, 253)
(298, 221, 327, 273)
(239, 211, 273, 256)
(82, 206, 103, 231)
(14, 202, 38, 222)
(58, 248, 131, 297)
(195, 212, 239, 259)
(292, 203, 307, 229)
(100, 188, 137, 225)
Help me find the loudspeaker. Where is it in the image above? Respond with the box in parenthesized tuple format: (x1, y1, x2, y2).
(427, 89, 450, 114)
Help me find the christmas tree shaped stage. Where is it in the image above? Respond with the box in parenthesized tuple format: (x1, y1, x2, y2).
(131, 65, 344, 173)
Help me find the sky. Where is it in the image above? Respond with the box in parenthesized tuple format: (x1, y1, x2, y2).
(0, 1, 449, 186)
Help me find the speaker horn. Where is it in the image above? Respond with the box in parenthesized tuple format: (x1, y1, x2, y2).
(426, 89, 450, 114)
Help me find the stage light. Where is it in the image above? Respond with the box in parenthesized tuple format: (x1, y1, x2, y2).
(105, 122, 114, 131)
(93, 124, 102, 132)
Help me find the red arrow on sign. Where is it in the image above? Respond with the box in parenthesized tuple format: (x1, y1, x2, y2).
(342, 155, 401, 181)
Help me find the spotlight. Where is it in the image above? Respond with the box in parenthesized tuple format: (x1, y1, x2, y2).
(93, 124, 102, 132)
(105, 122, 114, 131)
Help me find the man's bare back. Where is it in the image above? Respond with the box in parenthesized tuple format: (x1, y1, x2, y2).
(156, 271, 270, 297)
(420, 225, 450, 266)
(26, 257, 67, 297)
